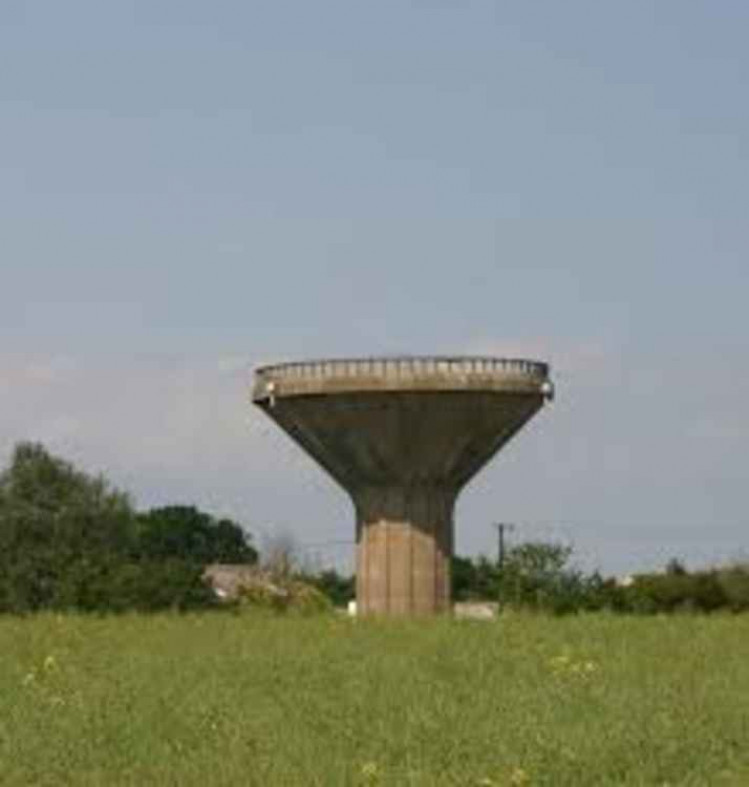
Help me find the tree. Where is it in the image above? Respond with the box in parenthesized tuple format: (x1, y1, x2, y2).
(497, 541, 587, 613)
(451, 555, 478, 601)
(665, 557, 688, 576)
(0, 443, 221, 613)
(451, 555, 501, 601)
(503, 541, 573, 577)
(307, 569, 355, 607)
(0, 442, 135, 612)
(135, 506, 258, 565)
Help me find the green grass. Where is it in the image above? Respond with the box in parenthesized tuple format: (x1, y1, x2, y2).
(1, 612, 748, 786)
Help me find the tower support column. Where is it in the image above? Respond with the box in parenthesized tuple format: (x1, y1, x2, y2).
(354, 485, 457, 616)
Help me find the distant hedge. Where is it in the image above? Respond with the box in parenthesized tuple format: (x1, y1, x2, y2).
(616, 566, 749, 614)
(451, 545, 749, 615)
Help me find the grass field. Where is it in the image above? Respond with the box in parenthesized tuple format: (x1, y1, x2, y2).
(2, 612, 748, 786)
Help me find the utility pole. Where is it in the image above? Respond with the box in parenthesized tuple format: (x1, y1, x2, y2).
(493, 522, 514, 569)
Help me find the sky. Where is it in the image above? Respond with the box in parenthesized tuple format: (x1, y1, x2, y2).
(1, 1, 747, 575)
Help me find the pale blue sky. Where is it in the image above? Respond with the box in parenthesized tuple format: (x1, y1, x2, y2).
(2, 2, 747, 573)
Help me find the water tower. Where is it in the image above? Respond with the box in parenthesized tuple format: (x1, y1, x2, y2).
(253, 356, 553, 616)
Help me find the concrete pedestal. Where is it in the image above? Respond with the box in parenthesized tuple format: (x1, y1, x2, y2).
(355, 485, 455, 615)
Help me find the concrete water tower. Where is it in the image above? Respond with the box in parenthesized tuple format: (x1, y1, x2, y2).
(253, 356, 553, 616)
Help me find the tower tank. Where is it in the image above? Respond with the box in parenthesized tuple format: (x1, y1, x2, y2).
(252, 356, 553, 616)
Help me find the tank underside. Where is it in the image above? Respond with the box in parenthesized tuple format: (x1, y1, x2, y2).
(253, 357, 551, 616)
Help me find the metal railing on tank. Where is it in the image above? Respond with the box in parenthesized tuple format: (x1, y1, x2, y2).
(255, 356, 549, 382)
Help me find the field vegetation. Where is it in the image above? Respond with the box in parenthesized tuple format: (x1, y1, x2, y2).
(3, 611, 748, 786)
(2, 442, 748, 784)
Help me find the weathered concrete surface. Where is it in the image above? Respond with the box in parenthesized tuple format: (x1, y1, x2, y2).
(355, 484, 454, 615)
(252, 357, 552, 616)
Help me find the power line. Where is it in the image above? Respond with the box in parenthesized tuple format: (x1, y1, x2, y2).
(500, 518, 748, 531)
(299, 539, 355, 548)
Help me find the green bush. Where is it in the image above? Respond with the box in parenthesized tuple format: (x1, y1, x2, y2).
(716, 563, 749, 612)
(450, 543, 749, 616)
(452, 555, 501, 602)
(624, 571, 728, 614)
(305, 569, 355, 607)
(102, 560, 218, 612)
(497, 542, 585, 614)
(237, 578, 332, 614)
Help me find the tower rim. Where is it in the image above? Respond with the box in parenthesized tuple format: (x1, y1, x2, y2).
(253, 355, 552, 402)
(255, 354, 549, 378)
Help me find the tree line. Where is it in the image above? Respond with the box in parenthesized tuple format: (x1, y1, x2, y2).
(2, 441, 747, 615)
(0, 443, 256, 613)
(452, 543, 749, 614)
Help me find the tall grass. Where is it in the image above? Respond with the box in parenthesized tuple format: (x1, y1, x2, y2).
(2, 612, 748, 785)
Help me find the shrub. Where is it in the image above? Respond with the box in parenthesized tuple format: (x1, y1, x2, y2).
(621, 570, 728, 614)
(305, 569, 355, 607)
(450, 544, 748, 616)
(237, 577, 332, 614)
(716, 563, 749, 612)
(104, 560, 218, 612)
